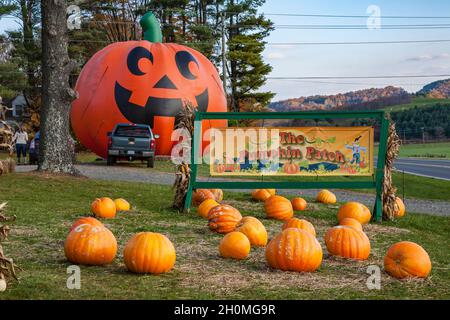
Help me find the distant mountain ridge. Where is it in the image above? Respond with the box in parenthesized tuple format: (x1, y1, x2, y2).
(417, 78, 450, 99)
(269, 86, 411, 112)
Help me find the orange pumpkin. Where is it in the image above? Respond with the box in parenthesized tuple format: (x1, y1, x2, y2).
(264, 195, 293, 220)
(71, 12, 227, 157)
(394, 197, 406, 218)
(208, 204, 242, 233)
(214, 163, 226, 173)
(337, 202, 371, 225)
(210, 189, 223, 202)
(219, 231, 251, 260)
(91, 197, 117, 219)
(192, 189, 215, 206)
(236, 216, 268, 247)
(123, 232, 176, 274)
(384, 241, 431, 279)
(69, 216, 104, 232)
(316, 189, 336, 204)
(197, 199, 219, 219)
(291, 197, 307, 211)
(339, 217, 363, 232)
(251, 189, 272, 202)
(64, 224, 117, 265)
(283, 161, 299, 174)
(282, 218, 316, 237)
(265, 228, 323, 272)
(325, 226, 371, 260)
(114, 198, 130, 211)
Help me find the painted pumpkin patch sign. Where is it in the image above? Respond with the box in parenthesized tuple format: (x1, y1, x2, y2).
(71, 12, 227, 157)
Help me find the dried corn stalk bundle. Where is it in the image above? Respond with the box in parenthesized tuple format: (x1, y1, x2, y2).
(0, 120, 14, 157)
(382, 114, 401, 221)
(0, 158, 16, 176)
(172, 102, 196, 212)
(0, 202, 19, 292)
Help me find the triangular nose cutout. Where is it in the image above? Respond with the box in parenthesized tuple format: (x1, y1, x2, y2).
(154, 75, 177, 89)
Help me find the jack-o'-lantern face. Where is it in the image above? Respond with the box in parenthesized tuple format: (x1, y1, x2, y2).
(71, 41, 227, 157)
(114, 45, 209, 128)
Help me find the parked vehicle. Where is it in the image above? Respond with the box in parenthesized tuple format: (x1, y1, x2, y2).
(29, 131, 40, 165)
(107, 124, 158, 168)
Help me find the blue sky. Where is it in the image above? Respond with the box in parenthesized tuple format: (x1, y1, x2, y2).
(1, 0, 450, 101)
(260, 0, 450, 99)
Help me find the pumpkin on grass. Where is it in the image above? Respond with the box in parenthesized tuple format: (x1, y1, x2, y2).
(69, 217, 104, 232)
(219, 231, 251, 260)
(384, 241, 431, 279)
(339, 217, 363, 232)
(192, 189, 215, 206)
(64, 224, 117, 265)
(197, 199, 219, 219)
(282, 218, 316, 237)
(264, 195, 293, 220)
(208, 204, 242, 233)
(325, 226, 370, 260)
(316, 189, 336, 204)
(394, 197, 406, 218)
(123, 232, 176, 274)
(91, 197, 116, 219)
(291, 197, 307, 211)
(210, 189, 223, 202)
(251, 189, 273, 202)
(114, 198, 130, 211)
(337, 202, 371, 225)
(236, 216, 268, 247)
(265, 228, 322, 272)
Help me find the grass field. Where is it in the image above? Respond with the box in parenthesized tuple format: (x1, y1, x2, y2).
(383, 97, 450, 112)
(395, 142, 450, 158)
(0, 173, 449, 299)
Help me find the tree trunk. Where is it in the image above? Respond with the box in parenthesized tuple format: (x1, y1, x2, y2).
(39, 0, 78, 174)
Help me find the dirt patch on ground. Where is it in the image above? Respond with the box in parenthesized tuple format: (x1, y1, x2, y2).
(10, 225, 39, 237)
(174, 237, 392, 296)
(23, 171, 88, 181)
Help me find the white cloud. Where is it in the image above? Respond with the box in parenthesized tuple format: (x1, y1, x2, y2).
(266, 52, 286, 60)
(406, 53, 450, 62)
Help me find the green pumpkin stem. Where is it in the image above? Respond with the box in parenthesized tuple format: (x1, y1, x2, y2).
(140, 11, 163, 43)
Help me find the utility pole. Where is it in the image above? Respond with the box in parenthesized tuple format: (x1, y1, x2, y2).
(221, 12, 227, 96)
(421, 127, 425, 144)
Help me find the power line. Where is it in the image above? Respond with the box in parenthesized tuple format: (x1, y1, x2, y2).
(1, 71, 449, 81)
(267, 75, 450, 80)
(5, 37, 450, 46)
(266, 79, 431, 86)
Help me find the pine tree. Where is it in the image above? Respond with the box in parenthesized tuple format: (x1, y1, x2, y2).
(225, 0, 274, 111)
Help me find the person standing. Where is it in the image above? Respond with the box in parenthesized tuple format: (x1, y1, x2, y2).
(12, 127, 28, 164)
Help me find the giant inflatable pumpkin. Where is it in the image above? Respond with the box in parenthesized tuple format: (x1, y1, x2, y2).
(71, 12, 227, 157)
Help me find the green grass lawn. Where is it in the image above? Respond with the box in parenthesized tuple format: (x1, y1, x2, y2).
(383, 97, 450, 112)
(395, 142, 450, 158)
(0, 173, 449, 299)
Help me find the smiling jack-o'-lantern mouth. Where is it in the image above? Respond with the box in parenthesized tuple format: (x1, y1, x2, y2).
(114, 81, 209, 127)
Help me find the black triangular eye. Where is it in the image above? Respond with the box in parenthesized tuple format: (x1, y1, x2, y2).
(127, 47, 153, 75)
(175, 50, 198, 80)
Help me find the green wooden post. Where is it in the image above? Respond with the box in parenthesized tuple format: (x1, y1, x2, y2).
(184, 112, 202, 212)
(373, 113, 389, 222)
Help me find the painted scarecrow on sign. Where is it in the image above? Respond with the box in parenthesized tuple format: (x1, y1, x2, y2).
(345, 136, 366, 165)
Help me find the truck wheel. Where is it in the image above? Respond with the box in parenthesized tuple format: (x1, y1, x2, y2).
(107, 156, 115, 166)
(147, 157, 154, 168)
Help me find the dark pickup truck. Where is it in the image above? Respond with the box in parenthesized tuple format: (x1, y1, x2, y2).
(107, 124, 158, 168)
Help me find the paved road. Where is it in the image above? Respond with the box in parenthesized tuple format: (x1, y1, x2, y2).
(392, 158, 450, 181)
(16, 164, 450, 216)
